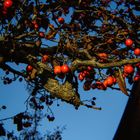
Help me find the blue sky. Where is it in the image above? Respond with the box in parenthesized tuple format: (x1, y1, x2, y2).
(0, 72, 129, 140)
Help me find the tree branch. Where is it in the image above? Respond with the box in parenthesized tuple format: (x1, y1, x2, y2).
(44, 78, 81, 108)
(0, 63, 25, 77)
(71, 58, 140, 71)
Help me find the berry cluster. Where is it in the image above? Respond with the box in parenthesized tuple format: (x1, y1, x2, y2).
(54, 64, 70, 75)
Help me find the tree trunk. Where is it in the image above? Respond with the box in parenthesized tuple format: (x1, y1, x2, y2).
(113, 81, 140, 140)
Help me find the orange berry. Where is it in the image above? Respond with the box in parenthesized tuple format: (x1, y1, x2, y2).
(104, 76, 114, 87)
(124, 65, 134, 74)
(58, 17, 64, 24)
(54, 66, 61, 75)
(61, 64, 70, 74)
(39, 32, 45, 38)
(98, 53, 108, 59)
(125, 38, 133, 47)
(134, 48, 140, 56)
(133, 76, 140, 82)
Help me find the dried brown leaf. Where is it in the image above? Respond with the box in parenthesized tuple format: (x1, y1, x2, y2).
(114, 68, 129, 96)
(30, 68, 37, 80)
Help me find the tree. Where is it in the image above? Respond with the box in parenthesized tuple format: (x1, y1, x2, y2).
(113, 80, 140, 140)
(0, 0, 140, 139)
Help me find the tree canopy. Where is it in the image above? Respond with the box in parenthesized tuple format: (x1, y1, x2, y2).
(0, 0, 140, 139)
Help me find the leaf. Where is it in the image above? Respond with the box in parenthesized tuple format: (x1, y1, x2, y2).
(114, 68, 129, 96)
(30, 68, 37, 80)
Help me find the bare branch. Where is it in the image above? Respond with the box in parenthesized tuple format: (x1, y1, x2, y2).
(71, 58, 140, 71)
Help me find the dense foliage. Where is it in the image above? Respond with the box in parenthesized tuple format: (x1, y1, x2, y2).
(0, 0, 140, 139)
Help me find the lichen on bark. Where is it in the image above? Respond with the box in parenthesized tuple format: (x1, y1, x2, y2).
(44, 78, 81, 108)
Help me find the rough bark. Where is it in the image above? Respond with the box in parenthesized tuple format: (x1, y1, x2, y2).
(44, 78, 81, 108)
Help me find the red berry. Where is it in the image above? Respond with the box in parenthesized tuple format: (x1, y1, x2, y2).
(54, 66, 61, 75)
(134, 48, 140, 56)
(80, 71, 85, 77)
(58, 17, 64, 24)
(4, 0, 13, 8)
(83, 70, 90, 76)
(39, 32, 45, 38)
(87, 66, 93, 71)
(42, 55, 49, 63)
(125, 38, 133, 47)
(78, 73, 84, 81)
(133, 75, 140, 82)
(98, 53, 108, 59)
(124, 64, 134, 74)
(26, 65, 33, 72)
(61, 64, 70, 74)
(34, 23, 39, 29)
(104, 76, 114, 87)
(96, 81, 106, 90)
